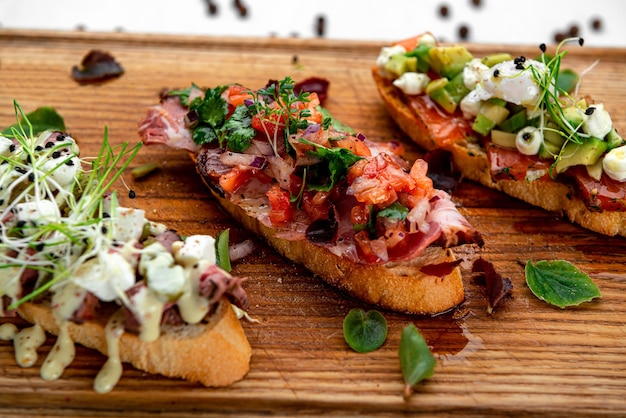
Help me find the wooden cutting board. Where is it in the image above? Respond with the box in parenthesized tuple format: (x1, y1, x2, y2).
(0, 29, 625, 417)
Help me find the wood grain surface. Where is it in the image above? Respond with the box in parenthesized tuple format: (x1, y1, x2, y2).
(0, 29, 625, 417)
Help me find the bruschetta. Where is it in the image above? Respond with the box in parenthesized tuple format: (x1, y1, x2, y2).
(373, 33, 626, 237)
(138, 77, 483, 315)
(0, 106, 251, 392)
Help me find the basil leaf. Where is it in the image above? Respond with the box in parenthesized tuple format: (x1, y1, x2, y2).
(343, 308, 387, 353)
(2, 106, 65, 136)
(399, 324, 436, 399)
(525, 260, 602, 308)
(215, 229, 231, 272)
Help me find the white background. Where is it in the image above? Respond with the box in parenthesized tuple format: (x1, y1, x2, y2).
(0, 0, 624, 47)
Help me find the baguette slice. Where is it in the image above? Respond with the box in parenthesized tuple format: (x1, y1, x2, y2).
(194, 157, 465, 315)
(16, 299, 251, 387)
(373, 67, 626, 237)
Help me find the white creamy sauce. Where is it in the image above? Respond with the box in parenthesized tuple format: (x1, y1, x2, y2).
(94, 310, 125, 394)
(13, 324, 46, 367)
(40, 322, 75, 381)
(176, 260, 210, 324)
(0, 323, 18, 340)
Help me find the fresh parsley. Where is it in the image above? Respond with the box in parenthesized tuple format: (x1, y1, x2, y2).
(301, 138, 363, 191)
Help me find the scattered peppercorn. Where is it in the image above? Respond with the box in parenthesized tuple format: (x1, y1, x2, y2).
(493, 69, 500, 78)
(128, 190, 136, 199)
(585, 107, 595, 115)
(9, 144, 15, 152)
(52, 151, 61, 158)
(45, 142, 54, 148)
(539, 43, 547, 53)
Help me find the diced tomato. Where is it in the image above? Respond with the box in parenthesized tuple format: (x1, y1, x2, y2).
(392, 33, 433, 52)
(303, 92, 323, 124)
(219, 167, 255, 193)
(334, 137, 372, 157)
(251, 112, 286, 140)
(568, 166, 626, 211)
(266, 184, 294, 224)
(354, 231, 386, 264)
(350, 204, 371, 229)
(226, 84, 253, 107)
(487, 144, 552, 181)
(302, 191, 332, 221)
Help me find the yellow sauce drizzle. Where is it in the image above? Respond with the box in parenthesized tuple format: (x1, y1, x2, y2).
(94, 310, 125, 394)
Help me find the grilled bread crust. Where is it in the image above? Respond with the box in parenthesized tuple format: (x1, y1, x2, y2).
(18, 299, 251, 387)
(195, 166, 465, 316)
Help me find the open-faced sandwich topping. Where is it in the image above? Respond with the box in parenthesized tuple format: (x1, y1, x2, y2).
(1, 104, 250, 392)
(376, 33, 626, 212)
(139, 77, 483, 266)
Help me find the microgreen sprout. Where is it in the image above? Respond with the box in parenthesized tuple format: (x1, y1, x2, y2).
(249, 76, 312, 156)
(0, 102, 141, 310)
(532, 37, 587, 177)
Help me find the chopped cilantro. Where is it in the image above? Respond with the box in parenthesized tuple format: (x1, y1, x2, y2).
(377, 202, 409, 220)
(301, 138, 363, 191)
(222, 105, 255, 152)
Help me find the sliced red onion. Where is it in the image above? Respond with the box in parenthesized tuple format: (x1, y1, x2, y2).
(221, 151, 266, 168)
(303, 124, 320, 135)
(185, 110, 199, 128)
(229, 239, 254, 261)
(243, 99, 254, 107)
(356, 132, 366, 141)
(249, 156, 267, 168)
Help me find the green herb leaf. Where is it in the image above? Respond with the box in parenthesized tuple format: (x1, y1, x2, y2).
(301, 138, 363, 191)
(399, 324, 436, 400)
(343, 308, 387, 353)
(2, 106, 65, 136)
(193, 86, 229, 129)
(215, 228, 231, 272)
(223, 105, 255, 152)
(377, 202, 409, 220)
(317, 105, 355, 135)
(525, 260, 602, 308)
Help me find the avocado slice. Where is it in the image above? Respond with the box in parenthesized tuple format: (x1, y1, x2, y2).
(426, 78, 458, 114)
(428, 46, 473, 79)
(554, 137, 608, 174)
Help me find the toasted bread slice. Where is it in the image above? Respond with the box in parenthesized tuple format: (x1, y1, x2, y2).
(196, 164, 465, 315)
(17, 299, 251, 387)
(373, 67, 626, 237)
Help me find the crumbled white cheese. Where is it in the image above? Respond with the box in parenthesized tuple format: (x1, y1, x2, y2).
(73, 252, 135, 302)
(111, 207, 146, 243)
(14, 199, 59, 226)
(463, 58, 489, 90)
(583, 103, 613, 139)
(376, 45, 407, 79)
(392, 72, 430, 95)
(481, 59, 546, 107)
(603, 144, 626, 182)
(460, 85, 491, 119)
(0, 136, 13, 156)
(173, 234, 217, 267)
